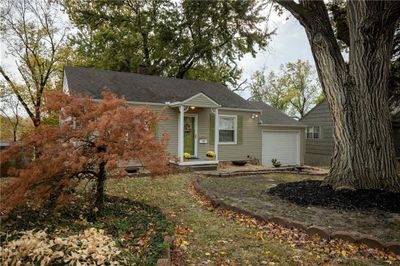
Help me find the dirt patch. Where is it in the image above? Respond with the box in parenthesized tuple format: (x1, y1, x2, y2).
(269, 180, 400, 213)
(198, 174, 400, 242)
(218, 161, 267, 171)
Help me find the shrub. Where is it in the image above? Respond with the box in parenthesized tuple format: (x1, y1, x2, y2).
(0, 228, 121, 265)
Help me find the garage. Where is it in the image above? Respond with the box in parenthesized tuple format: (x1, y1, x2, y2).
(262, 130, 300, 167)
(249, 101, 305, 167)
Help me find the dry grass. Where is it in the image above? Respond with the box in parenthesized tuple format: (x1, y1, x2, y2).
(199, 174, 400, 242)
(106, 174, 384, 265)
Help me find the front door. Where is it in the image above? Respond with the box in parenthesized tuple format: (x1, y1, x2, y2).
(184, 116, 195, 156)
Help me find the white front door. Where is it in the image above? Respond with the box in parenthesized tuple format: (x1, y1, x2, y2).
(262, 130, 300, 166)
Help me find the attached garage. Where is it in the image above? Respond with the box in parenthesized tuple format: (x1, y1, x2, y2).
(249, 101, 305, 167)
(262, 130, 301, 166)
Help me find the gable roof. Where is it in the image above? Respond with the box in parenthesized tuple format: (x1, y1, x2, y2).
(302, 99, 400, 124)
(63, 66, 256, 110)
(249, 101, 304, 127)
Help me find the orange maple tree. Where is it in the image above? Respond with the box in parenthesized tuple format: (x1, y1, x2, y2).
(0, 91, 170, 214)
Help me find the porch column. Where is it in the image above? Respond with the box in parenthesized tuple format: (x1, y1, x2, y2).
(178, 105, 185, 163)
(214, 108, 219, 160)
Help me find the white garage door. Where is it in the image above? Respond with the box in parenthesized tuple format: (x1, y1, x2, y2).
(262, 131, 300, 167)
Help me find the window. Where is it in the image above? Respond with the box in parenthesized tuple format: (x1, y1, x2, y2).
(219, 115, 236, 143)
(306, 126, 321, 139)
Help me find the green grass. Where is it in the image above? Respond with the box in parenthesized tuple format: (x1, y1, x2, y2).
(106, 174, 384, 265)
(1, 191, 173, 265)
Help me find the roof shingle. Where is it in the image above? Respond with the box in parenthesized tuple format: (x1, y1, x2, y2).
(64, 66, 256, 110)
(249, 101, 304, 126)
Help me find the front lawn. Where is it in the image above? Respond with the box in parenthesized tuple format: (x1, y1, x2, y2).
(0, 189, 173, 265)
(106, 174, 394, 265)
(198, 174, 400, 243)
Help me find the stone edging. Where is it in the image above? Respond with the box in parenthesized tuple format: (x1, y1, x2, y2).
(202, 166, 327, 177)
(192, 179, 400, 256)
(157, 235, 174, 266)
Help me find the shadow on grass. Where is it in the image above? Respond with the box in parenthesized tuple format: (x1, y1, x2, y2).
(0, 192, 173, 265)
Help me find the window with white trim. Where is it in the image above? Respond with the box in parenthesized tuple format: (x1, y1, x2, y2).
(219, 115, 237, 143)
(306, 126, 321, 139)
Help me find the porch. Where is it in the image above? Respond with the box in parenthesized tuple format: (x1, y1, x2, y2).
(167, 92, 221, 167)
(169, 158, 219, 171)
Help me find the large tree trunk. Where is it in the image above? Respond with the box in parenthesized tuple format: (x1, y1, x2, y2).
(277, 0, 400, 191)
(325, 1, 399, 190)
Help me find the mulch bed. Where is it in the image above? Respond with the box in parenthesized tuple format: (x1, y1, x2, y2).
(269, 180, 400, 213)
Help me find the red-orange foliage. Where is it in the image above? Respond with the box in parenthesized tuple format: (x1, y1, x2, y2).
(0, 91, 170, 214)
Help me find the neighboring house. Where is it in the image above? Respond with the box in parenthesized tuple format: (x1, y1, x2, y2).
(0, 141, 14, 151)
(300, 99, 400, 166)
(63, 66, 304, 167)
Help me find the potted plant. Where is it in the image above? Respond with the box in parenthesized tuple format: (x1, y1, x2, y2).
(271, 158, 281, 168)
(184, 153, 191, 161)
(206, 151, 215, 160)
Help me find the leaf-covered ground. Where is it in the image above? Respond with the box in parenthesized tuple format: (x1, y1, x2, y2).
(107, 174, 398, 265)
(0, 190, 173, 265)
(199, 174, 400, 243)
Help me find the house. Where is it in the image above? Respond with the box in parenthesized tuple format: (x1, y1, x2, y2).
(63, 66, 304, 167)
(0, 141, 13, 151)
(249, 101, 306, 167)
(300, 99, 400, 166)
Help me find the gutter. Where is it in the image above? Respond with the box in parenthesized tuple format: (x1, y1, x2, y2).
(260, 123, 307, 128)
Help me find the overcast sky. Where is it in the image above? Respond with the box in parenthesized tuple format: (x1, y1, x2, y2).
(237, 11, 314, 99)
(1, 8, 315, 113)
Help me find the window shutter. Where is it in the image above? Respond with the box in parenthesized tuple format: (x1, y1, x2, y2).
(237, 115, 243, 144)
(209, 113, 215, 145)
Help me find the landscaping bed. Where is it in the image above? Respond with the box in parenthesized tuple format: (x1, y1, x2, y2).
(197, 174, 400, 243)
(269, 180, 400, 213)
(107, 174, 397, 265)
(0, 190, 173, 265)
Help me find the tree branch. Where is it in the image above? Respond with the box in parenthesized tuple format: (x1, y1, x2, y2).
(0, 66, 35, 122)
(274, 0, 312, 28)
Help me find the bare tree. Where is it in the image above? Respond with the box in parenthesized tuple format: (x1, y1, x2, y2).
(0, 0, 68, 127)
(0, 87, 22, 141)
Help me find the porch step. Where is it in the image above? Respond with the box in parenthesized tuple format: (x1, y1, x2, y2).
(186, 164, 218, 171)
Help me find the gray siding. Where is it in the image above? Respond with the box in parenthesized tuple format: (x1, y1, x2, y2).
(128, 104, 262, 162)
(300, 100, 334, 166)
(128, 104, 178, 157)
(217, 109, 262, 161)
(301, 100, 400, 165)
(196, 108, 262, 161)
(184, 94, 219, 108)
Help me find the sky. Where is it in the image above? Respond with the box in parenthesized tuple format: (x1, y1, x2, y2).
(0, 7, 316, 114)
(237, 11, 315, 99)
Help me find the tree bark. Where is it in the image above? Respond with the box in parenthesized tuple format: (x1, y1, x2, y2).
(325, 1, 399, 190)
(95, 161, 106, 210)
(277, 0, 400, 191)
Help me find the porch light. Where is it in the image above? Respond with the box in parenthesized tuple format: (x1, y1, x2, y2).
(251, 113, 259, 119)
(190, 106, 196, 110)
